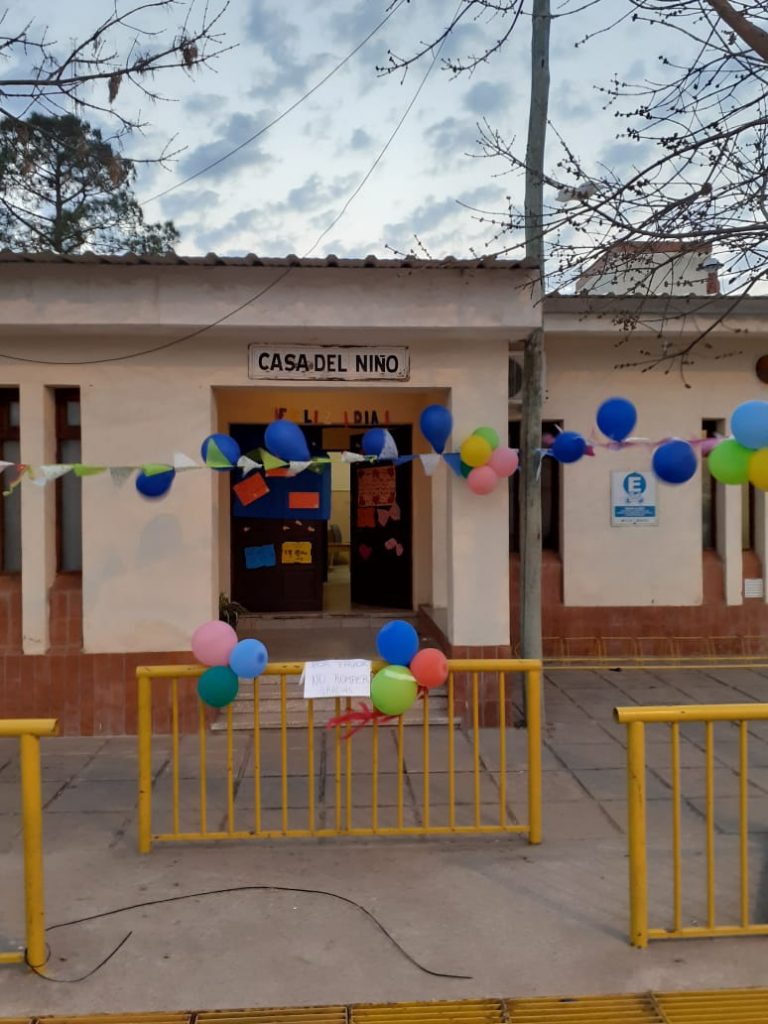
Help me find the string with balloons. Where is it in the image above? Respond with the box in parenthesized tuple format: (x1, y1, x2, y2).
(420, 404, 519, 496)
(191, 619, 269, 708)
(326, 619, 449, 738)
(707, 400, 768, 490)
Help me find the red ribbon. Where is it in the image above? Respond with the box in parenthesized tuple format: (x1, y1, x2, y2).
(325, 687, 428, 739)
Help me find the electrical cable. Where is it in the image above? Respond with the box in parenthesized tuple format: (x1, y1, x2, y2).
(24, 884, 473, 984)
(142, 0, 408, 205)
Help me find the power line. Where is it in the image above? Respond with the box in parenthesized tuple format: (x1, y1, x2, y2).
(0, 8, 445, 368)
(142, 0, 407, 206)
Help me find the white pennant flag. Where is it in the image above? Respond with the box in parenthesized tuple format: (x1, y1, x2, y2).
(38, 464, 73, 481)
(419, 454, 441, 476)
(380, 430, 399, 460)
(287, 460, 312, 476)
(237, 455, 262, 475)
(0, 461, 15, 474)
(109, 467, 135, 486)
(173, 452, 198, 470)
(341, 451, 366, 463)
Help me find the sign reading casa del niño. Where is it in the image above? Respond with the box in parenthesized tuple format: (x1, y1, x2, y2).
(248, 344, 410, 381)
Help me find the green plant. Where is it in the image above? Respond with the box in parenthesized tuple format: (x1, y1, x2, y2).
(219, 593, 247, 629)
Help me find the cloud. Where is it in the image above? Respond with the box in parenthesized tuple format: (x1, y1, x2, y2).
(183, 93, 227, 115)
(599, 139, 655, 173)
(552, 80, 593, 122)
(327, 1, 389, 45)
(275, 173, 358, 215)
(193, 209, 261, 253)
(463, 80, 511, 116)
(382, 185, 505, 253)
(424, 116, 478, 159)
(160, 189, 221, 221)
(349, 128, 374, 151)
(245, 4, 328, 100)
(178, 112, 274, 180)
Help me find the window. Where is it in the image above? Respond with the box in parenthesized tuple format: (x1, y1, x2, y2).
(702, 419, 719, 550)
(509, 421, 561, 553)
(55, 389, 82, 572)
(0, 388, 20, 572)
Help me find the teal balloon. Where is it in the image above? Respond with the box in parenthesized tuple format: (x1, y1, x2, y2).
(370, 666, 418, 717)
(197, 666, 239, 708)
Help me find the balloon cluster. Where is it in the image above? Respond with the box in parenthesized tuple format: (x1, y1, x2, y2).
(457, 426, 520, 495)
(191, 619, 269, 708)
(369, 620, 449, 717)
(708, 401, 768, 490)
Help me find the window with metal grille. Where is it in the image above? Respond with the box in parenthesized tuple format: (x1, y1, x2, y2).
(55, 389, 82, 572)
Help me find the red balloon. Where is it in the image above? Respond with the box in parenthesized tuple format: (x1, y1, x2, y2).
(410, 648, 449, 689)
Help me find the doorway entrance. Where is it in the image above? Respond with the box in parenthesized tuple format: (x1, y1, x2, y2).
(229, 423, 413, 615)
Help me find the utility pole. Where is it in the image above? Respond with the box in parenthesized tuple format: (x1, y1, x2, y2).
(520, 0, 550, 665)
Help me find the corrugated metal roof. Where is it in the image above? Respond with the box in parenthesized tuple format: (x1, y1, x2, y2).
(0, 249, 531, 270)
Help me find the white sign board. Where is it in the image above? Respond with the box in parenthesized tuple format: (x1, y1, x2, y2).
(301, 659, 372, 699)
(249, 344, 410, 381)
(611, 471, 657, 527)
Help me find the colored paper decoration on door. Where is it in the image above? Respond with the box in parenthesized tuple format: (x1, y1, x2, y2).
(358, 543, 373, 561)
(288, 491, 320, 510)
(244, 544, 276, 569)
(356, 507, 376, 529)
(233, 473, 269, 506)
(357, 465, 396, 507)
(282, 541, 312, 564)
(384, 538, 405, 557)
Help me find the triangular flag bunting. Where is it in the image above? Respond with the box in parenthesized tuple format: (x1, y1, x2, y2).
(419, 454, 441, 476)
(142, 463, 173, 477)
(73, 464, 106, 477)
(237, 455, 262, 475)
(109, 467, 134, 486)
(0, 461, 15, 474)
(442, 452, 464, 477)
(205, 439, 233, 469)
(39, 464, 73, 481)
(287, 460, 312, 476)
(380, 431, 399, 460)
(394, 455, 415, 466)
(173, 452, 198, 470)
(341, 451, 366, 463)
(259, 449, 288, 471)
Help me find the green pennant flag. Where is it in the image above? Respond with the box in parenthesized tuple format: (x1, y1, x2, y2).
(259, 448, 288, 470)
(142, 463, 174, 477)
(73, 464, 106, 477)
(205, 439, 234, 469)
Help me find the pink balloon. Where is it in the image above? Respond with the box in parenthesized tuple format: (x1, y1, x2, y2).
(191, 620, 238, 667)
(488, 446, 519, 477)
(468, 465, 499, 495)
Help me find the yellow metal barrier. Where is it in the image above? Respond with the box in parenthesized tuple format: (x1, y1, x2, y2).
(0, 718, 58, 970)
(616, 702, 768, 948)
(136, 660, 542, 852)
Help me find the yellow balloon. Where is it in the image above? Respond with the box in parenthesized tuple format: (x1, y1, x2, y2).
(460, 435, 492, 468)
(749, 448, 768, 491)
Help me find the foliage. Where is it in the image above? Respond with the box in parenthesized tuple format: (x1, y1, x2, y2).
(0, 113, 179, 253)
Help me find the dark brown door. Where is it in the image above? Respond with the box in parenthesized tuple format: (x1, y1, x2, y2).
(350, 425, 412, 609)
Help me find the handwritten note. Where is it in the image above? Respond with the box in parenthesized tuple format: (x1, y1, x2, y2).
(282, 541, 312, 564)
(301, 659, 372, 699)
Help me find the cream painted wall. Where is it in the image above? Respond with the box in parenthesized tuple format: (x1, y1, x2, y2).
(543, 325, 768, 607)
(0, 263, 530, 652)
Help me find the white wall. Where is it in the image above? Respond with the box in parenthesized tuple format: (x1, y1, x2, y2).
(543, 323, 768, 607)
(0, 263, 533, 652)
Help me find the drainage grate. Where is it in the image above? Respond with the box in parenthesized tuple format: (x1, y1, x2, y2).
(7, 990, 768, 1024)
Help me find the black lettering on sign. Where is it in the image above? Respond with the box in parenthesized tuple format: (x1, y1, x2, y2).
(270, 353, 283, 371)
(258, 352, 270, 370)
(386, 355, 399, 373)
(355, 354, 369, 373)
(284, 353, 295, 371)
(296, 353, 310, 372)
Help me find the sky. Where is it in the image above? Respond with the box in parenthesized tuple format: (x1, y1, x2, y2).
(6, 1, 674, 261)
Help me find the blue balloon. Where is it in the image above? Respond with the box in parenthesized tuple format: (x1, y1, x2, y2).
(419, 404, 453, 454)
(197, 666, 239, 708)
(652, 439, 697, 484)
(228, 638, 269, 679)
(264, 419, 311, 462)
(551, 431, 586, 464)
(362, 428, 387, 457)
(376, 620, 419, 666)
(596, 397, 637, 442)
(201, 433, 241, 470)
(731, 400, 768, 450)
(135, 468, 175, 498)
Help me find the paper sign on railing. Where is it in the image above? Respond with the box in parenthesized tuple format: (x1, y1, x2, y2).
(301, 660, 372, 699)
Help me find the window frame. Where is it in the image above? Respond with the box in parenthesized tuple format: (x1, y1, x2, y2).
(509, 420, 562, 554)
(55, 388, 82, 574)
(0, 388, 20, 574)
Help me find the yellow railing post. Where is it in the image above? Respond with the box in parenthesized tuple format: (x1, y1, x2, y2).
(526, 666, 542, 845)
(137, 671, 153, 854)
(626, 719, 648, 948)
(19, 732, 46, 970)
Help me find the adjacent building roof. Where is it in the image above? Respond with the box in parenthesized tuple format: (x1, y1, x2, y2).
(0, 250, 532, 270)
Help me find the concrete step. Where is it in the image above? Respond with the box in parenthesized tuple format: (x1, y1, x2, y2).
(238, 612, 420, 632)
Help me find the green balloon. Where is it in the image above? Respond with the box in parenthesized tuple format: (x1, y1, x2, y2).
(473, 426, 499, 450)
(370, 666, 418, 717)
(460, 461, 472, 478)
(197, 666, 239, 708)
(708, 439, 752, 484)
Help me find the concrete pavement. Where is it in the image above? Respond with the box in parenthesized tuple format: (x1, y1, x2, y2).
(3, 665, 768, 1013)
